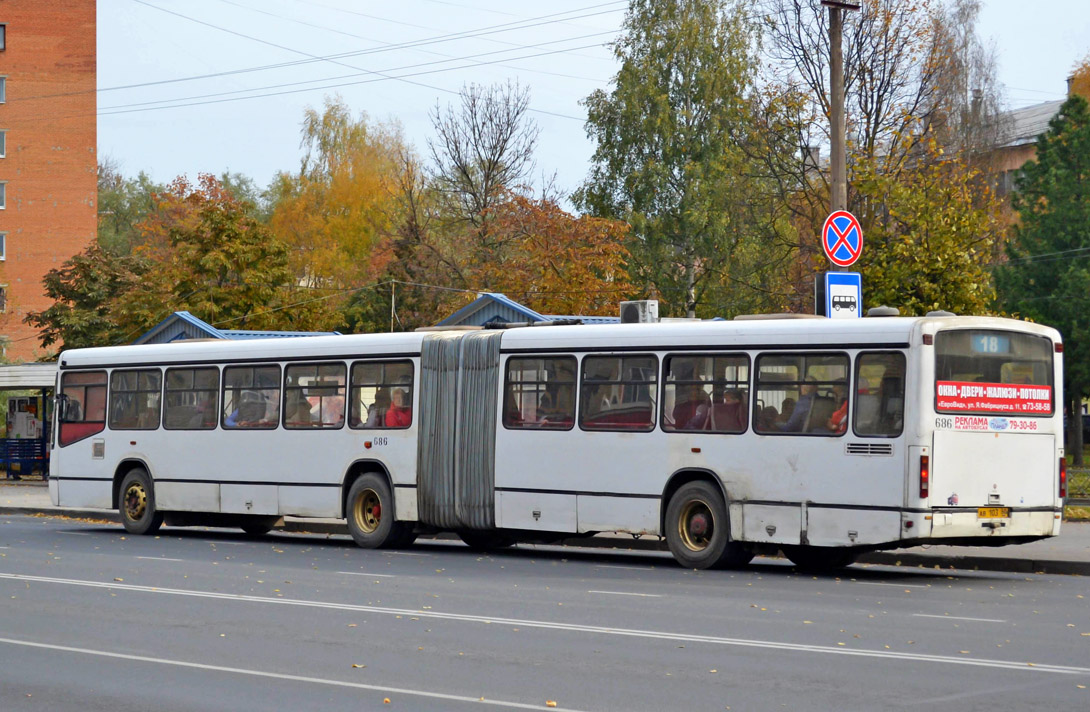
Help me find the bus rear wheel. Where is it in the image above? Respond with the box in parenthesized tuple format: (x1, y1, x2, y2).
(782, 545, 858, 572)
(119, 468, 164, 535)
(346, 474, 411, 549)
(665, 481, 750, 569)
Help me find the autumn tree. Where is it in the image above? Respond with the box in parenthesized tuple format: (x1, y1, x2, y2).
(472, 195, 631, 316)
(269, 97, 405, 291)
(114, 174, 338, 338)
(577, 0, 793, 318)
(97, 157, 165, 255)
(762, 0, 1007, 310)
(996, 95, 1090, 461)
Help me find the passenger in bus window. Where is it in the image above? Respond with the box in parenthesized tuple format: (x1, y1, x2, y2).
(779, 379, 816, 432)
(365, 389, 390, 428)
(825, 381, 849, 434)
(286, 392, 313, 426)
(710, 389, 747, 431)
(672, 383, 709, 430)
(775, 398, 795, 427)
(385, 388, 411, 427)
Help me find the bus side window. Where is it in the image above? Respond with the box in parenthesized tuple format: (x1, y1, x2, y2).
(854, 352, 906, 437)
(222, 365, 281, 429)
(58, 370, 107, 446)
(348, 360, 414, 429)
(503, 356, 576, 430)
(109, 369, 162, 431)
(579, 355, 657, 431)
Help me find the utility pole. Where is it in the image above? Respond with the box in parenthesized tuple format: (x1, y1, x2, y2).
(822, 1, 859, 215)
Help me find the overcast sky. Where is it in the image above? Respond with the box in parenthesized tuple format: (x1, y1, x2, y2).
(96, 0, 1090, 200)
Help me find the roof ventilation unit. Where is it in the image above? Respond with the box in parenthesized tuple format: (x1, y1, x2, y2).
(619, 300, 659, 324)
(866, 306, 900, 317)
(926, 310, 956, 317)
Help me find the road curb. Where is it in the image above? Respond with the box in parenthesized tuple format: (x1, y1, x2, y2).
(4, 505, 1086, 575)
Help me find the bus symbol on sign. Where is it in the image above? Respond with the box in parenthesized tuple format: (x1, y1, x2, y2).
(832, 295, 857, 312)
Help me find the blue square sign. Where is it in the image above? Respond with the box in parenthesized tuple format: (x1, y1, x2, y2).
(825, 272, 862, 319)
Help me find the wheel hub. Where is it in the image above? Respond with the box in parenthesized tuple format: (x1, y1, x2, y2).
(354, 489, 382, 534)
(123, 483, 147, 521)
(678, 499, 714, 552)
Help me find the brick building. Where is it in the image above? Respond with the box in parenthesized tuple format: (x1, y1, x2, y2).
(0, 1, 97, 361)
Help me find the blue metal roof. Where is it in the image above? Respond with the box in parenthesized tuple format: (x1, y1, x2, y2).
(437, 293, 547, 326)
(135, 311, 339, 345)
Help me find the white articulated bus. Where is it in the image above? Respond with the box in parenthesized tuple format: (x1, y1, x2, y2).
(49, 314, 1065, 570)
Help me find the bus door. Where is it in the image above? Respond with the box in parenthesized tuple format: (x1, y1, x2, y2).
(930, 329, 1058, 516)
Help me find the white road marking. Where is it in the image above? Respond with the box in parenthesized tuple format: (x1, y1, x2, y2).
(587, 590, 662, 598)
(854, 581, 929, 588)
(0, 636, 593, 711)
(0, 546, 9, 549)
(136, 556, 185, 562)
(337, 571, 396, 578)
(382, 551, 431, 557)
(913, 614, 1006, 623)
(594, 565, 654, 572)
(1, 572, 1084, 676)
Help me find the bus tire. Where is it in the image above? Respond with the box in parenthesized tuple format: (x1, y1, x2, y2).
(783, 545, 857, 572)
(118, 468, 164, 535)
(346, 474, 409, 549)
(665, 481, 746, 569)
(458, 529, 516, 551)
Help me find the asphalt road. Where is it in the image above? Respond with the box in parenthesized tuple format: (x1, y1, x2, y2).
(1, 514, 1088, 711)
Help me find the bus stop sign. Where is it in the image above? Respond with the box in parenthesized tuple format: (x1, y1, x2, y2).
(824, 271, 862, 319)
(822, 210, 863, 267)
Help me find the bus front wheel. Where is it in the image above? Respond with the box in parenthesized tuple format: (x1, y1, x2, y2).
(118, 468, 164, 535)
(346, 474, 411, 549)
(665, 481, 750, 569)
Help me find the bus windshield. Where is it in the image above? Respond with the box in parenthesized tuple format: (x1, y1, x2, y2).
(934, 329, 1054, 415)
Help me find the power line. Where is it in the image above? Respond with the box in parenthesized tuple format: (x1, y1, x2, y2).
(90, 41, 604, 120)
(13, 0, 626, 102)
(97, 33, 613, 114)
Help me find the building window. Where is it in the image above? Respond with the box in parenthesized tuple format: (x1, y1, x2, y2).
(0, 25, 6, 51)
(0, 130, 6, 158)
(0, 232, 6, 260)
(0, 76, 6, 103)
(0, 182, 6, 209)
(0, 285, 6, 313)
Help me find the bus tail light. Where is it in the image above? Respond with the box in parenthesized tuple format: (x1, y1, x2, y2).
(919, 455, 930, 499)
(1060, 458, 1067, 499)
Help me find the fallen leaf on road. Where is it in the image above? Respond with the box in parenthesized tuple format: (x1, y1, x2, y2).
(546, 702, 557, 708)
(351, 664, 365, 668)
(383, 698, 390, 704)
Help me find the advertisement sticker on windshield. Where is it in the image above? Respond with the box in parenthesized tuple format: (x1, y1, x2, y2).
(936, 381, 1052, 414)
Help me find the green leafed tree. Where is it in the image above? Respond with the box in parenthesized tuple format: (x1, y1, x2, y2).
(996, 94, 1090, 462)
(23, 243, 150, 352)
(575, 0, 792, 318)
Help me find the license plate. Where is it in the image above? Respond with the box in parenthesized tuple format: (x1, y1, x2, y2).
(977, 507, 1010, 519)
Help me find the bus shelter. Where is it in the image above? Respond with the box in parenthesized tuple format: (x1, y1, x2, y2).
(0, 362, 56, 480)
